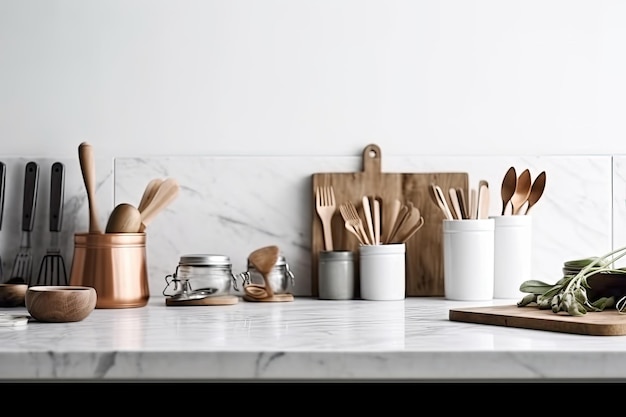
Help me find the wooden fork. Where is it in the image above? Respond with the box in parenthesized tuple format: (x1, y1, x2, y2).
(339, 201, 371, 245)
(315, 185, 336, 251)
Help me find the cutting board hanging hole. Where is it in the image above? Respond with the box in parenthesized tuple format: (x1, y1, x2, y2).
(362, 144, 382, 175)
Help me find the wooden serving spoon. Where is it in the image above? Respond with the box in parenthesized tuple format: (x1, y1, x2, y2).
(524, 171, 546, 215)
(448, 187, 463, 219)
(500, 166, 517, 215)
(510, 169, 532, 215)
(139, 178, 180, 232)
(78, 142, 101, 234)
(433, 184, 454, 220)
(138, 178, 164, 212)
(383, 198, 401, 244)
(105, 203, 142, 233)
(243, 245, 293, 302)
(246, 245, 278, 298)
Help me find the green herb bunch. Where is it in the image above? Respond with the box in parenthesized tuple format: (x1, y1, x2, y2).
(517, 245, 626, 316)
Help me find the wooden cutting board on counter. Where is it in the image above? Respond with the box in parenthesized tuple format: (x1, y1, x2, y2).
(450, 305, 626, 336)
(311, 144, 469, 297)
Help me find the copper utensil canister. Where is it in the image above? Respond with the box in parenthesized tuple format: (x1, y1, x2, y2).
(69, 232, 149, 308)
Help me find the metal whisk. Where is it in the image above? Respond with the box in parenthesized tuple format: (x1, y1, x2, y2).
(35, 162, 67, 286)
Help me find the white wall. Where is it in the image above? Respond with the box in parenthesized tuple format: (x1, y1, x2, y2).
(2, 0, 625, 159)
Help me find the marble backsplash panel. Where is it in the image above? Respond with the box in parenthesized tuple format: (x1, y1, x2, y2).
(113, 154, 612, 297)
(612, 156, 626, 265)
(0, 157, 113, 285)
(0, 153, 615, 297)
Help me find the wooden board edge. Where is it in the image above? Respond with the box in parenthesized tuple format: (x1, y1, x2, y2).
(449, 307, 626, 336)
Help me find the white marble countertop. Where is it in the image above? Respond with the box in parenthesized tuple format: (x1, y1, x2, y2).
(2, 296, 626, 382)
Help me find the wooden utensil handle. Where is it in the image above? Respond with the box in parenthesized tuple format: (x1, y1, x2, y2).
(78, 142, 101, 233)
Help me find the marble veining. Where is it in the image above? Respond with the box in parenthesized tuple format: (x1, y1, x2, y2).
(114, 154, 612, 297)
(0, 153, 618, 297)
(0, 157, 113, 284)
(3, 297, 626, 381)
(1, 153, 626, 381)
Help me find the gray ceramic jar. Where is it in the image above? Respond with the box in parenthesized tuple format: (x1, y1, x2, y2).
(318, 250, 355, 300)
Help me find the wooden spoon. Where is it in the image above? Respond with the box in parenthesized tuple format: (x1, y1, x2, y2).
(105, 203, 142, 233)
(78, 142, 101, 234)
(448, 187, 463, 219)
(139, 178, 180, 232)
(500, 166, 517, 215)
(245, 245, 279, 299)
(433, 184, 454, 220)
(387, 204, 409, 243)
(524, 171, 546, 215)
(389, 206, 424, 243)
(510, 169, 532, 215)
(383, 198, 401, 244)
(138, 178, 164, 212)
(428, 183, 448, 219)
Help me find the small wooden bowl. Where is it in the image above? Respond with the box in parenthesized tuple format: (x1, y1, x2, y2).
(0, 283, 28, 307)
(25, 286, 97, 323)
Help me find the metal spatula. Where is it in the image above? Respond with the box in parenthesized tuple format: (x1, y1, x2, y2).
(8, 161, 39, 284)
(35, 162, 67, 286)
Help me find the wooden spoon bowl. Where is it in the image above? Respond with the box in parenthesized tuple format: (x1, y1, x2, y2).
(105, 203, 142, 233)
(500, 166, 517, 215)
(524, 171, 546, 214)
(247, 245, 279, 298)
(510, 169, 532, 215)
(243, 245, 293, 302)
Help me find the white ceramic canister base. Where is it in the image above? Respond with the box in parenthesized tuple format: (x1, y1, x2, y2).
(490, 215, 532, 299)
(443, 219, 495, 301)
(359, 243, 406, 301)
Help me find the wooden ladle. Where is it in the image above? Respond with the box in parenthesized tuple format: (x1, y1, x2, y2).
(524, 171, 546, 215)
(510, 169, 532, 215)
(500, 166, 517, 215)
(243, 245, 293, 302)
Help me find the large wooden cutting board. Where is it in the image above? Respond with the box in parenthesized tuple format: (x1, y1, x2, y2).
(311, 144, 469, 297)
(449, 305, 626, 336)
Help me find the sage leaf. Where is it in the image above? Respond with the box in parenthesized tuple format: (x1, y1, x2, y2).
(517, 293, 537, 307)
(519, 280, 556, 294)
(590, 296, 615, 311)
